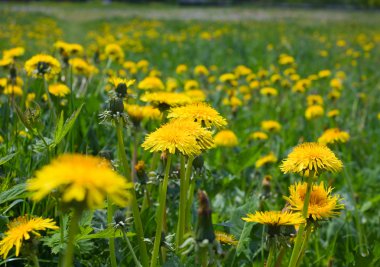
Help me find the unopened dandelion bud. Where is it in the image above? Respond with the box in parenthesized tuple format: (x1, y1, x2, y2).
(116, 83, 128, 98)
(193, 155, 204, 170)
(195, 190, 215, 243)
(114, 210, 127, 227)
(109, 97, 124, 115)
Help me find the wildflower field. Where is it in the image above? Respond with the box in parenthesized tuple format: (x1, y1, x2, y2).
(0, 3, 379, 267)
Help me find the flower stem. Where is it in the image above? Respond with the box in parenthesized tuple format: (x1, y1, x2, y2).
(30, 254, 40, 267)
(266, 244, 276, 267)
(295, 224, 312, 267)
(199, 246, 208, 267)
(288, 178, 313, 267)
(150, 154, 172, 267)
(63, 208, 82, 267)
(116, 118, 149, 267)
(122, 229, 142, 267)
(176, 156, 194, 252)
(107, 196, 118, 267)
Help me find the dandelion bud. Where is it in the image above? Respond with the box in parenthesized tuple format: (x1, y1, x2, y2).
(10, 66, 17, 82)
(109, 97, 124, 115)
(115, 83, 128, 98)
(195, 190, 215, 243)
(193, 155, 204, 170)
(114, 210, 127, 227)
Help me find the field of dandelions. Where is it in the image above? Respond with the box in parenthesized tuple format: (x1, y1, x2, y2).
(0, 4, 379, 267)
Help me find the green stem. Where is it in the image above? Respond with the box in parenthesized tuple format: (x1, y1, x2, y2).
(175, 155, 186, 252)
(30, 254, 40, 267)
(122, 229, 142, 267)
(185, 173, 196, 232)
(63, 208, 82, 267)
(150, 154, 172, 267)
(288, 178, 313, 267)
(266, 245, 276, 267)
(177, 156, 194, 252)
(199, 246, 208, 267)
(142, 153, 160, 212)
(107, 197, 117, 267)
(274, 246, 286, 267)
(116, 118, 149, 267)
(295, 224, 312, 267)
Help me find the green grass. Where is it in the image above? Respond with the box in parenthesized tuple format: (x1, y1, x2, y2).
(0, 3, 379, 267)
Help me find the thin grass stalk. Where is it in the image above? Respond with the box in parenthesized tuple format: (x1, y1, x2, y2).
(122, 229, 142, 267)
(150, 154, 172, 267)
(116, 118, 149, 267)
(107, 196, 117, 267)
(266, 244, 276, 267)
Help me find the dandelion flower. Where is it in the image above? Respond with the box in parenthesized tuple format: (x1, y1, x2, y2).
(0, 216, 58, 259)
(305, 105, 324, 120)
(168, 102, 227, 128)
(3, 85, 23, 96)
(142, 119, 211, 156)
(184, 80, 199, 91)
(280, 142, 343, 177)
(25, 54, 61, 80)
(215, 231, 238, 246)
(125, 104, 161, 124)
(327, 109, 340, 118)
(69, 58, 98, 77)
(261, 120, 282, 133)
(138, 76, 165, 91)
(214, 130, 238, 147)
(105, 43, 124, 61)
(3, 47, 25, 59)
(284, 182, 344, 220)
(140, 92, 192, 110)
(48, 83, 70, 97)
(242, 211, 305, 226)
(194, 65, 209, 76)
(255, 152, 277, 168)
(249, 131, 268, 141)
(318, 128, 350, 145)
(185, 89, 206, 102)
(307, 95, 324, 106)
(27, 154, 132, 209)
(260, 87, 278, 97)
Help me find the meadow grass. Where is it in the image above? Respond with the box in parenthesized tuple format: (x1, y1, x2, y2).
(0, 3, 379, 267)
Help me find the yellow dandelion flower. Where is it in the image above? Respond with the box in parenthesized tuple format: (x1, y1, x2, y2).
(48, 83, 70, 97)
(255, 152, 277, 168)
(279, 54, 295, 65)
(0, 57, 13, 67)
(167, 102, 227, 128)
(318, 128, 350, 145)
(27, 154, 132, 209)
(184, 80, 199, 91)
(260, 87, 278, 97)
(280, 142, 343, 177)
(138, 76, 165, 91)
(0, 216, 58, 259)
(215, 231, 238, 246)
(328, 90, 341, 100)
(318, 69, 331, 78)
(24, 54, 61, 80)
(3, 85, 23, 96)
(307, 95, 324, 106)
(105, 43, 124, 61)
(249, 131, 269, 141)
(176, 64, 188, 74)
(261, 120, 282, 133)
(284, 182, 344, 220)
(140, 92, 192, 109)
(330, 78, 343, 90)
(242, 211, 305, 226)
(3, 47, 25, 59)
(327, 109, 340, 118)
(123, 61, 137, 74)
(214, 130, 238, 147)
(305, 105, 324, 120)
(185, 89, 206, 102)
(166, 78, 178, 91)
(125, 104, 161, 124)
(110, 77, 135, 88)
(194, 65, 209, 76)
(142, 119, 212, 156)
(219, 73, 237, 83)
(69, 58, 98, 77)
(234, 65, 252, 77)
(137, 59, 149, 71)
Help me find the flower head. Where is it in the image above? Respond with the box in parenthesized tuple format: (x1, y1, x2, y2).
(168, 102, 227, 128)
(305, 105, 324, 120)
(249, 131, 268, 141)
(242, 211, 305, 226)
(0, 216, 58, 259)
(255, 152, 277, 168)
(142, 119, 214, 156)
(69, 58, 98, 77)
(27, 154, 132, 209)
(215, 231, 238, 246)
(105, 44, 124, 61)
(284, 182, 344, 220)
(261, 120, 282, 132)
(318, 128, 350, 145)
(138, 76, 165, 91)
(280, 142, 343, 177)
(140, 92, 192, 110)
(214, 130, 238, 147)
(25, 54, 61, 80)
(260, 87, 278, 97)
(125, 104, 161, 124)
(48, 83, 70, 97)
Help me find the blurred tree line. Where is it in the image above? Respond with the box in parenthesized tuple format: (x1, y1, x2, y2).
(8, 0, 380, 8)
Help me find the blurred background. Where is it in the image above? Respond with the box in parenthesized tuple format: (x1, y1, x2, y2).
(2, 0, 380, 8)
